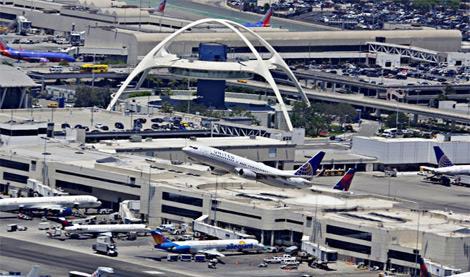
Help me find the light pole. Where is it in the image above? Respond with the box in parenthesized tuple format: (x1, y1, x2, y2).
(41, 137, 49, 185)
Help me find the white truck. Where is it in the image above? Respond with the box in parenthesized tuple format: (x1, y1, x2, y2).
(92, 235, 118, 257)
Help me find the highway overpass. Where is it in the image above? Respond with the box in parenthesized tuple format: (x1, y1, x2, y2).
(232, 80, 470, 125)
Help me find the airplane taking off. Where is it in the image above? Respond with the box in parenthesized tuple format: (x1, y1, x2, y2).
(0, 195, 101, 213)
(151, 230, 263, 257)
(182, 145, 325, 187)
(423, 146, 470, 176)
(310, 168, 356, 194)
(243, 8, 273, 27)
(54, 217, 149, 237)
(147, 0, 167, 13)
(0, 39, 75, 63)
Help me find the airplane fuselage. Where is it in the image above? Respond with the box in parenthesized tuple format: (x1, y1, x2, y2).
(157, 238, 261, 254)
(183, 146, 308, 187)
(0, 195, 101, 212)
(65, 224, 149, 235)
(432, 165, 470, 176)
(0, 49, 75, 62)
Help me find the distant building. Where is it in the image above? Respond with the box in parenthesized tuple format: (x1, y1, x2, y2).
(0, 65, 37, 109)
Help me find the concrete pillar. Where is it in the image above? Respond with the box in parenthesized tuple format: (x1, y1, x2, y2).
(261, 231, 264, 244)
(332, 82, 336, 92)
(271, 231, 274, 246)
(289, 230, 294, 244)
(413, 114, 418, 124)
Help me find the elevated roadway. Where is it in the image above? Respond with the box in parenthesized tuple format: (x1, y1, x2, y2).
(232, 80, 470, 124)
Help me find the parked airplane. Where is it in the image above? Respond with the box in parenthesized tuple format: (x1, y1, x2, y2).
(0, 39, 75, 63)
(54, 217, 149, 237)
(310, 168, 356, 194)
(147, 0, 166, 14)
(3, 265, 40, 277)
(423, 146, 470, 176)
(243, 8, 273, 27)
(150, 230, 263, 257)
(182, 145, 325, 187)
(0, 195, 101, 213)
(69, 267, 114, 277)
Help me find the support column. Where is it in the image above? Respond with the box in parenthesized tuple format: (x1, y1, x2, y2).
(260, 231, 264, 245)
(413, 114, 418, 124)
(271, 231, 274, 246)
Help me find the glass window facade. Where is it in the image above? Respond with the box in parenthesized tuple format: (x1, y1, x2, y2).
(161, 205, 202, 219)
(162, 192, 203, 207)
(326, 225, 372, 241)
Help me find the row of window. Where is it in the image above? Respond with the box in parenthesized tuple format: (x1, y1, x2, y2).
(211, 207, 262, 220)
(0, 158, 30, 172)
(162, 192, 203, 207)
(0, 128, 47, 136)
(3, 172, 28, 184)
(274, 218, 304, 225)
(326, 238, 371, 255)
(161, 204, 202, 219)
(326, 225, 372, 241)
(55, 170, 139, 188)
(56, 179, 92, 193)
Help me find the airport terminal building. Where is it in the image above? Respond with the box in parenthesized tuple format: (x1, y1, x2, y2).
(0, 120, 467, 274)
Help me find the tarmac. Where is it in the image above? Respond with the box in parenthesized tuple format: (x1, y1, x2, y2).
(0, 212, 378, 277)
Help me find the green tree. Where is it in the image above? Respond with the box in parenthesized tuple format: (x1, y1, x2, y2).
(385, 112, 409, 128)
(74, 86, 111, 108)
(160, 101, 173, 113)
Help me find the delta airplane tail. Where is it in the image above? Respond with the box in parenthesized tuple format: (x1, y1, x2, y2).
(158, 0, 167, 13)
(333, 168, 355, 191)
(294, 151, 325, 177)
(418, 257, 431, 277)
(434, 146, 454, 167)
(150, 230, 171, 246)
(49, 217, 74, 228)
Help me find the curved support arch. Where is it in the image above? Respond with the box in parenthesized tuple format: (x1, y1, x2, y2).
(107, 18, 307, 131)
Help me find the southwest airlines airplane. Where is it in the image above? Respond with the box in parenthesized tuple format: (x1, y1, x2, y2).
(182, 145, 325, 187)
(310, 168, 356, 194)
(0, 195, 101, 213)
(151, 230, 263, 257)
(423, 146, 470, 176)
(0, 39, 75, 63)
(243, 8, 273, 28)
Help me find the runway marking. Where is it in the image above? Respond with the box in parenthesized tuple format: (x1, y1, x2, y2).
(143, 271, 165, 275)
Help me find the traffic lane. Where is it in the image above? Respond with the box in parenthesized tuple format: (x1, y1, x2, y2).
(0, 237, 182, 277)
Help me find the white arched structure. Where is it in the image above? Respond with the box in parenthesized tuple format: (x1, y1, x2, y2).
(106, 18, 310, 131)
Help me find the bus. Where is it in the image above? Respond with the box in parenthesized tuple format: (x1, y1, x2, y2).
(80, 64, 108, 73)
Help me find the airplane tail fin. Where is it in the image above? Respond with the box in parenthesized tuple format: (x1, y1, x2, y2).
(150, 230, 170, 246)
(418, 257, 431, 277)
(91, 267, 114, 277)
(260, 7, 273, 27)
(48, 217, 74, 228)
(333, 168, 355, 191)
(158, 0, 167, 13)
(433, 146, 453, 167)
(294, 151, 325, 177)
(0, 38, 11, 51)
(26, 265, 40, 277)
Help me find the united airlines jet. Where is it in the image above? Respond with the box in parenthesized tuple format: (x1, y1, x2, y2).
(243, 8, 273, 28)
(423, 146, 470, 176)
(182, 145, 325, 187)
(0, 39, 75, 63)
(151, 231, 263, 257)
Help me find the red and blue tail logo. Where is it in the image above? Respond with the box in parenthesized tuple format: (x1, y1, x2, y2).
(418, 257, 431, 277)
(151, 230, 168, 245)
(333, 168, 355, 191)
(158, 0, 167, 13)
(295, 151, 325, 177)
(433, 146, 453, 168)
(0, 39, 11, 52)
(261, 8, 273, 27)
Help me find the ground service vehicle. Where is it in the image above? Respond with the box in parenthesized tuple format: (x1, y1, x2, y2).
(92, 235, 118, 257)
(80, 64, 108, 73)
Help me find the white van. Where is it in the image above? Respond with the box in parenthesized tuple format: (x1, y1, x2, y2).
(49, 66, 63, 73)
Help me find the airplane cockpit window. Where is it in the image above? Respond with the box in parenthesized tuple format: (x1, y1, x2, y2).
(190, 146, 198, 150)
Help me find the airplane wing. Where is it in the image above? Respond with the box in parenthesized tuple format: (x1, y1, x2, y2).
(198, 249, 225, 257)
(26, 204, 65, 211)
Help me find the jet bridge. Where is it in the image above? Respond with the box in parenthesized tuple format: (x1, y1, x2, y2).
(193, 215, 256, 240)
